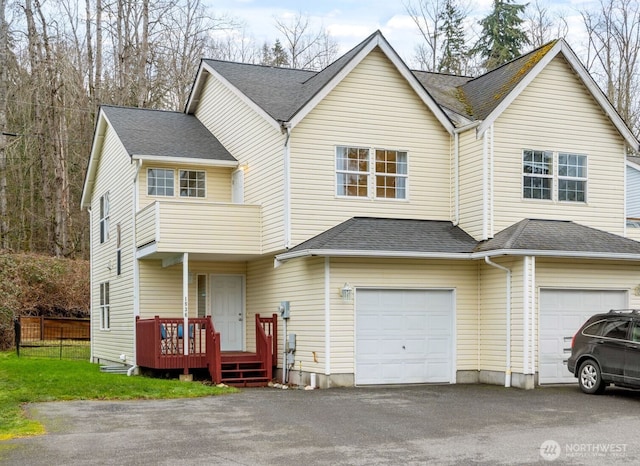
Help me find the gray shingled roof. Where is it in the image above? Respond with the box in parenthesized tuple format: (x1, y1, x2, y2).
(412, 71, 473, 118)
(281, 217, 640, 259)
(475, 218, 640, 254)
(203, 31, 377, 122)
(101, 106, 236, 162)
(458, 41, 559, 120)
(286, 217, 478, 254)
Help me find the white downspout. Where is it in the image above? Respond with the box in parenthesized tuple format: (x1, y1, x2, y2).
(283, 125, 292, 249)
(88, 208, 93, 363)
(488, 124, 494, 238)
(324, 257, 331, 377)
(523, 256, 530, 375)
(452, 121, 482, 226)
(485, 256, 511, 388)
(482, 132, 489, 240)
(453, 132, 460, 225)
(530, 256, 536, 376)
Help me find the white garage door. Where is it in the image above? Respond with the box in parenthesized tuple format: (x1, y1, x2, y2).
(355, 289, 454, 385)
(539, 289, 627, 384)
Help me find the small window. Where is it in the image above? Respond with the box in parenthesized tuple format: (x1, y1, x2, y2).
(99, 193, 110, 243)
(116, 224, 122, 276)
(148, 168, 174, 196)
(375, 149, 407, 199)
(197, 275, 207, 318)
(558, 153, 587, 202)
(180, 170, 206, 198)
(336, 146, 408, 199)
(336, 147, 369, 197)
(523, 150, 552, 200)
(600, 319, 629, 340)
(100, 282, 110, 330)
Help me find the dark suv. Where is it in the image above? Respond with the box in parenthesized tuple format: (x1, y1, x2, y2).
(567, 309, 640, 394)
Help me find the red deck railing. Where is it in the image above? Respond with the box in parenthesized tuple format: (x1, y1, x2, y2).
(135, 313, 277, 383)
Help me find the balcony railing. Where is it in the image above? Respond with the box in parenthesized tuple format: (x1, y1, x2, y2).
(136, 200, 261, 255)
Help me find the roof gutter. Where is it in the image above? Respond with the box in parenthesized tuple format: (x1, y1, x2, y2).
(131, 154, 238, 168)
(274, 247, 640, 266)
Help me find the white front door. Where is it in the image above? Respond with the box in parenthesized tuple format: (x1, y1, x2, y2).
(211, 274, 244, 351)
(539, 289, 627, 384)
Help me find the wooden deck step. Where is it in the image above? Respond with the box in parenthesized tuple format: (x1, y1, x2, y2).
(219, 351, 270, 387)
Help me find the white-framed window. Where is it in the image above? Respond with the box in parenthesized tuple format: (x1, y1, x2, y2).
(116, 223, 122, 276)
(100, 282, 110, 330)
(558, 153, 587, 202)
(148, 168, 174, 196)
(179, 170, 206, 198)
(522, 150, 587, 202)
(99, 192, 110, 243)
(336, 146, 408, 199)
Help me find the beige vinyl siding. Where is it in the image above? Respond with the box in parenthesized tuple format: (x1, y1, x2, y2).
(136, 201, 261, 254)
(457, 131, 485, 240)
(626, 227, 640, 242)
(195, 74, 287, 253)
(90, 123, 137, 365)
(138, 260, 246, 320)
(289, 48, 452, 245)
(491, 56, 626, 235)
(331, 258, 478, 374)
(138, 163, 233, 209)
(246, 256, 325, 372)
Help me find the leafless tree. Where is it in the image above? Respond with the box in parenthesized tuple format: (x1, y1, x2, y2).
(524, 0, 568, 48)
(0, 0, 8, 249)
(581, 0, 640, 135)
(274, 11, 338, 70)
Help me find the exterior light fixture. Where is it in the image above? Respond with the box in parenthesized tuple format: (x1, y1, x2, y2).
(341, 283, 353, 302)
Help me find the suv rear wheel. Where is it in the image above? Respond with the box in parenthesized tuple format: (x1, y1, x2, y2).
(578, 359, 605, 394)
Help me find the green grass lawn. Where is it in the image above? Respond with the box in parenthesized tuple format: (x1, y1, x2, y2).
(0, 352, 237, 440)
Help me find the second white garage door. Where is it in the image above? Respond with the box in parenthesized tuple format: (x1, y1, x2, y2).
(539, 289, 627, 384)
(355, 289, 454, 385)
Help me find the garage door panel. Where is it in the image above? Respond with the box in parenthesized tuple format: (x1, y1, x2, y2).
(356, 289, 454, 385)
(539, 289, 627, 384)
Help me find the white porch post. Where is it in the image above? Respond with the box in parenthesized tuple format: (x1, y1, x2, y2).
(183, 252, 189, 356)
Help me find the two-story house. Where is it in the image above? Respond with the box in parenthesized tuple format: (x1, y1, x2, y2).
(81, 31, 640, 389)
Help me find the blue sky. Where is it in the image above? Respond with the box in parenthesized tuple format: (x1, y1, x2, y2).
(210, 0, 592, 65)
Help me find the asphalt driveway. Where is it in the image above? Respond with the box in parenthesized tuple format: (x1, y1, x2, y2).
(3, 384, 640, 465)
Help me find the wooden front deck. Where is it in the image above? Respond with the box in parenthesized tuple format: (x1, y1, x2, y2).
(135, 314, 277, 386)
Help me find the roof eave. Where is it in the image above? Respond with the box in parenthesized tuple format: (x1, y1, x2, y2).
(287, 33, 455, 134)
(80, 109, 109, 209)
(476, 40, 640, 151)
(274, 246, 640, 265)
(131, 154, 238, 167)
(190, 61, 282, 132)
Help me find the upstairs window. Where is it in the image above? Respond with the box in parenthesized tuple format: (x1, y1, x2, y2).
(148, 168, 174, 196)
(100, 282, 110, 330)
(522, 150, 552, 200)
(522, 150, 587, 202)
(336, 146, 408, 200)
(179, 170, 206, 198)
(99, 192, 110, 243)
(558, 153, 587, 202)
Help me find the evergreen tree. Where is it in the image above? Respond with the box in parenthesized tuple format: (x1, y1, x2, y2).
(260, 39, 289, 67)
(271, 39, 289, 67)
(472, 0, 530, 70)
(437, 0, 468, 75)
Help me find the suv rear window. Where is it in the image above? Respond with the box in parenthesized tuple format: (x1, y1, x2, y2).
(600, 319, 630, 340)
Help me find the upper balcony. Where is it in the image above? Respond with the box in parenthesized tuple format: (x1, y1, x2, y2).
(136, 200, 262, 258)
